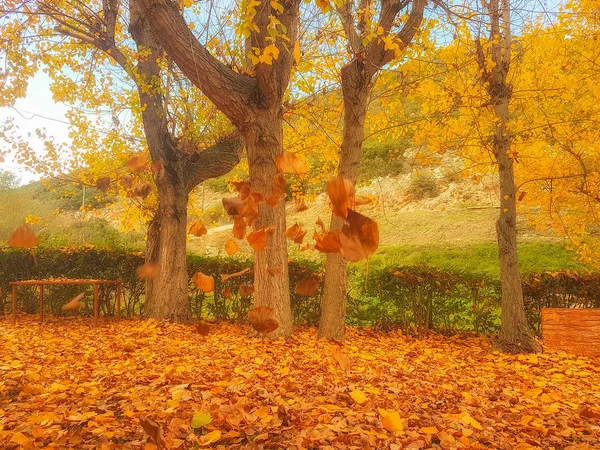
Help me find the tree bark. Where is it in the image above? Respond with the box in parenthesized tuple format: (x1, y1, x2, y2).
(318, 62, 368, 341)
(484, 0, 541, 353)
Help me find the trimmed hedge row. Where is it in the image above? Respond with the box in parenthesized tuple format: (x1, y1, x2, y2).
(1, 248, 599, 334)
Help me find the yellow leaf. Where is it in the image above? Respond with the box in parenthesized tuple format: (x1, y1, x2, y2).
(225, 239, 239, 256)
(199, 429, 221, 446)
(294, 40, 301, 64)
(11, 432, 30, 445)
(349, 390, 368, 405)
(421, 426, 438, 434)
(382, 411, 404, 432)
(461, 412, 483, 430)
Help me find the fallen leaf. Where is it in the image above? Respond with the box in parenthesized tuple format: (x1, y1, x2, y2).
(137, 263, 161, 280)
(62, 293, 84, 311)
(193, 272, 214, 293)
(421, 426, 438, 434)
(8, 224, 39, 248)
(331, 347, 352, 371)
(382, 411, 404, 432)
(349, 390, 368, 405)
(188, 221, 207, 237)
(127, 153, 148, 172)
(295, 277, 319, 296)
(199, 429, 221, 446)
(276, 152, 308, 174)
(195, 322, 210, 336)
(328, 176, 354, 219)
(339, 209, 379, 262)
(225, 239, 239, 255)
(248, 306, 278, 333)
(139, 415, 166, 447)
(191, 412, 212, 429)
(10, 431, 30, 445)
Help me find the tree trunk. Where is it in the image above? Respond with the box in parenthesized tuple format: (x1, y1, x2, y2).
(318, 62, 368, 341)
(143, 178, 191, 320)
(245, 109, 293, 337)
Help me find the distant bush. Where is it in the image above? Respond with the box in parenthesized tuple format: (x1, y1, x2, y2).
(358, 139, 409, 182)
(407, 172, 439, 200)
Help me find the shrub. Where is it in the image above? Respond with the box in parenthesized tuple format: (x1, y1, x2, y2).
(407, 172, 439, 200)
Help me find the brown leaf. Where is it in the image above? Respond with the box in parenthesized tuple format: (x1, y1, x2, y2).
(327, 176, 354, 219)
(139, 416, 166, 448)
(239, 193, 259, 226)
(354, 195, 374, 206)
(232, 181, 251, 200)
(316, 217, 326, 232)
(61, 293, 84, 311)
(239, 283, 255, 297)
(295, 277, 319, 296)
(266, 173, 286, 205)
(127, 153, 148, 172)
(222, 285, 232, 299)
(222, 197, 245, 216)
(220, 267, 251, 282)
(295, 198, 309, 212)
(248, 306, 278, 333)
(132, 183, 152, 199)
(268, 267, 282, 277)
(331, 347, 352, 371)
(339, 209, 379, 262)
(313, 230, 341, 253)
(247, 227, 274, 252)
(225, 239, 239, 256)
(285, 223, 307, 244)
(95, 177, 111, 193)
(232, 216, 247, 239)
(188, 221, 207, 237)
(8, 224, 39, 248)
(193, 272, 214, 293)
(137, 263, 161, 280)
(120, 175, 133, 188)
(275, 152, 308, 174)
(195, 322, 210, 336)
(151, 161, 165, 179)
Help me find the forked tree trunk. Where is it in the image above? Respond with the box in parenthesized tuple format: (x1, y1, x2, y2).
(485, 0, 540, 353)
(318, 63, 368, 341)
(143, 178, 191, 320)
(245, 109, 293, 337)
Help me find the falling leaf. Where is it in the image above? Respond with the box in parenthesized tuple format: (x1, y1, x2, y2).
(96, 177, 111, 193)
(222, 285, 232, 299)
(193, 272, 214, 293)
(276, 152, 308, 174)
(294, 39, 301, 64)
(266, 173, 286, 205)
(240, 193, 259, 225)
(220, 267, 251, 282)
(328, 176, 354, 219)
(121, 175, 133, 187)
(339, 209, 379, 262)
(314, 230, 341, 253)
(285, 223, 307, 244)
(295, 198, 309, 212)
(331, 347, 352, 371)
(151, 161, 164, 178)
(349, 390, 368, 404)
(222, 197, 245, 216)
(247, 227, 274, 252)
(248, 306, 278, 333)
(8, 224, 39, 248)
(62, 293, 84, 311)
(232, 215, 247, 239)
(195, 322, 210, 336)
(268, 267, 282, 276)
(132, 183, 152, 199)
(225, 239, 239, 256)
(354, 195, 374, 206)
(139, 416, 166, 447)
(199, 429, 221, 446)
(232, 181, 251, 200)
(188, 221, 207, 237)
(239, 283, 255, 297)
(127, 153, 148, 172)
(382, 411, 404, 432)
(295, 277, 319, 296)
(191, 412, 212, 429)
(137, 263, 161, 280)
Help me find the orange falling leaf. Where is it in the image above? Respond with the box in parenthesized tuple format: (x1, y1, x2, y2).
(266, 173, 286, 205)
(327, 176, 354, 219)
(193, 272, 214, 293)
(223, 285, 232, 299)
(268, 267, 282, 277)
(313, 230, 341, 253)
(95, 177, 111, 193)
(248, 305, 278, 333)
(339, 209, 379, 262)
(232, 215, 247, 239)
(61, 293, 84, 311)
(222, 197, 245, 216)
(151, 161, 165, 179)
(285, 223, 307, 244)
(127, 153, 148, 172)
(295, 198, 309, 212)
(275, 152, 308, 174)
(240, 193, 259, 226)
(247, 227, 274, 252)
(137, 263, 161, 280)
(239, 283, 255, 297)
(354, 195, 374, 206)
(8, 224, 39, 248)
(232, 181, 251, 200)
(225, 239, 239, 256)
(295, 277, 319, 296)
(188, 221, 207, 237)
(132, 183, 152, 199)
(120, 175, 133, 188)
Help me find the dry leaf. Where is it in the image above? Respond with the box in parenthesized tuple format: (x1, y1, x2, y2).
(248, 306, 278, 333)
(285, 223, 307, 244)
(195, 322, 210, 336)
(188, 221, 207, 237)
(295, 277, 319, 296)
(354, 195, 374, 206)
(225, 239, 239, 256)
(222, 285, 232, 299)
(232, 181, 251, 200)
(95, 177, 111, 193)
(120, 175, 133, 187)
(247, 227, 273, 252)
(139, 415, 166, 447)
(137, 263, 161, 280)
(331, 347, 352, 371)
(382, 411, 404, 432)
(151, 161, 164, 178)
(349, 390, 368, 405)
(127, 153, 148, 172)
(220, 267, 251, 282)
(193, 272, 214, 293)
(240, 193, 259, 226)
(295, 198, 309, 212)
(232, 215, 247, 239)
(132, 183, 152, 199)
(314, 230, 341, 253)
(266, 173, 286, 205)
(62, 293, 84, 311)
(199, 429, 221, 446)
(327, 176, 354, 219)
(222, 197, 245, 216)
(268, 267, 282, 276)
(275, 152, 308, 174)
(8, 224, 39, 248)
(239, 283, 255, 297)
(339, 209, 379, 262)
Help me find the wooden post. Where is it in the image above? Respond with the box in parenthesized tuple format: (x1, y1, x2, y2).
(94, 283, 99, 325)
(116, 281, 122, 320)
(39, 285, 44, 323)
(12, 285, 16, 322)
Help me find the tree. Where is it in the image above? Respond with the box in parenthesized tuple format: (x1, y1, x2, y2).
(137, 0, 304, 336)
(318, 0, 427, 341)
(0, 170, 20, 190)
(1, 0, 243, 320)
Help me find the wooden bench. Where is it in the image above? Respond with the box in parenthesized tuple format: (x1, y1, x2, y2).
(541, 308, 600, 358)
(9, 278, 123, 325)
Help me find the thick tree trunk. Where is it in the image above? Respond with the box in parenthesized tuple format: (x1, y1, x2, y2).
(318, 63, 368, 341)
(245, 109, 293, 337)
(143, 180, 191, 320)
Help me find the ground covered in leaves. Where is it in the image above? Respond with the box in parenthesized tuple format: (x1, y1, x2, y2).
(0, 317, 599, 449)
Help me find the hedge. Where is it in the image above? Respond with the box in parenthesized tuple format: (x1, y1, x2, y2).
(1, 248, 599, 334)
